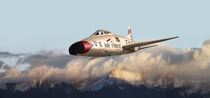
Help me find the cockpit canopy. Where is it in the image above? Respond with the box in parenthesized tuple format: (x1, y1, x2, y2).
(91, 30, 114, 36)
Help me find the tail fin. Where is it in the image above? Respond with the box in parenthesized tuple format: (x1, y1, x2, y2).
(128, 24, 133, 40)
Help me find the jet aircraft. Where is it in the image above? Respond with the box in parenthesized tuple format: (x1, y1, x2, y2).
(69, 25, 178, 57)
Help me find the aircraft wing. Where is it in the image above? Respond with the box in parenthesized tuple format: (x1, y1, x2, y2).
(122, 36, 179, 50)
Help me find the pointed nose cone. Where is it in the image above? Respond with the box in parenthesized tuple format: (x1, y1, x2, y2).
(69, 41, 93, 55)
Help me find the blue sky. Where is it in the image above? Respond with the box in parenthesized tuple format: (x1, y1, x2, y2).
(0, 0, 210, 53)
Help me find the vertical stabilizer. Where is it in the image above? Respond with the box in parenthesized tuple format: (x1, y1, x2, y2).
(128, 24, 133, 40)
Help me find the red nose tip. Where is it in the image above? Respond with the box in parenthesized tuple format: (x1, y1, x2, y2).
(69, 41, 93, 55)
(79, 41, 93, 54)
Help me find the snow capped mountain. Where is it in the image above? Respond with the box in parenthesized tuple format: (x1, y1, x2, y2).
(0, 60, 10, 72)
(1, 73, 210, 98)
(0, 50, 74, 72)
(0, 52, 30, 72)
(0, 69, 207, 93)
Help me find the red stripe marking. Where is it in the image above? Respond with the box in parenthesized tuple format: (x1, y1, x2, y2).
(107, 39, 111, 42)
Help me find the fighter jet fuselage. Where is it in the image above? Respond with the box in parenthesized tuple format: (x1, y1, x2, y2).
(69, 25, 178, 57)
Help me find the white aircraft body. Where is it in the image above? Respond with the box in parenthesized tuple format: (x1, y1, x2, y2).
(69, 25, 178, 57)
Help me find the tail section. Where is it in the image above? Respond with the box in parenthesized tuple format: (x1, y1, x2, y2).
(128, 24, 133, 40)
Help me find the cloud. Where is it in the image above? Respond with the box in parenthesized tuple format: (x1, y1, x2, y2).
(1, 40, 210, 88)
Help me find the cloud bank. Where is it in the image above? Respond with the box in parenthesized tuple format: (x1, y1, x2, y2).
(1, 40, 210, 88)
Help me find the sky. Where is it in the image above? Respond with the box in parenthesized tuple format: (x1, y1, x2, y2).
(0, 0, 210, 53)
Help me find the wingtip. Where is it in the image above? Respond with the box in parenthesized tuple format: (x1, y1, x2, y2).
(174, 36, 179, 38)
